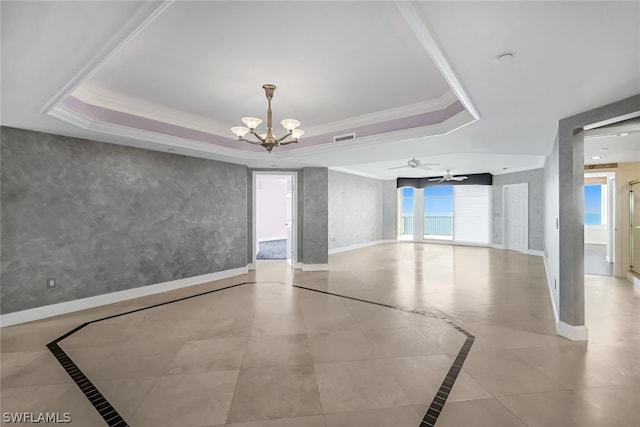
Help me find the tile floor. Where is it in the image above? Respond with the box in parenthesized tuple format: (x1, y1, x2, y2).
(1, 243, 639, 426)
(584, 244, 614, 276)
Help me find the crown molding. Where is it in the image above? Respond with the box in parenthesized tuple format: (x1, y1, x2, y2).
(72, 86, 232, 137)
(41, 0, 175, 114)
(394, 1, 480, 121)
(303, 90, 459, 137)
(47, 105, 268, 161)
(279, 109, 476, 159)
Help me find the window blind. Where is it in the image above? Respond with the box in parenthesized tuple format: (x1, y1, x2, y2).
(453, 185, 491, 245)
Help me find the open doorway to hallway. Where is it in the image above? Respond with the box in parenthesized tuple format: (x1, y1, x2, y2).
(584, 172, 615, 276)
(253, 172, 296, 267)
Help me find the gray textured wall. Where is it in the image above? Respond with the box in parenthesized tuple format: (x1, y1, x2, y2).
(382, 180, 398, 240)
(302, 168, 328, 265)
(492, 168, 545, 251)
(1, 127, 247, 314)
(328, 171, 383, 249)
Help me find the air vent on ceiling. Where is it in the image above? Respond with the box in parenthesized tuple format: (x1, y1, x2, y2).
(333, 133, 356, 143)
(585, 163, 618, 170)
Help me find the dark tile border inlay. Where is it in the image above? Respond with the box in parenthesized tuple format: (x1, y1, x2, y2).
(46, 281, 474, 427)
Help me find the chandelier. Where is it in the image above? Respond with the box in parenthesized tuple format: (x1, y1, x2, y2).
(231, 84, 304, 153)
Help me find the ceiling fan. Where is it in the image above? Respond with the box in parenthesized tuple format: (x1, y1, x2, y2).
(428, 170, 469, 182)
(388, 158, 439, 171)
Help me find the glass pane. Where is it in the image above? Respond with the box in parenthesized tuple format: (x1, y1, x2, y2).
(584, 184, 602, 225)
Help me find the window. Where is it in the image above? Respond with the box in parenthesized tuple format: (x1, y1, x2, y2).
(424, 186, 453, 239)
(584, 184, 607, 225)
(400, 187, 414, 235)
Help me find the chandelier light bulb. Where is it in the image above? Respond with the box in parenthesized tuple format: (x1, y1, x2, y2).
(291, 129, 304, 140)
(241, 117, 263, 130)
(281, 119, 300, 131)
(231, 126, 250, 138)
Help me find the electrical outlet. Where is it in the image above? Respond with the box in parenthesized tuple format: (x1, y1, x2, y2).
(47, 278, 56, 288)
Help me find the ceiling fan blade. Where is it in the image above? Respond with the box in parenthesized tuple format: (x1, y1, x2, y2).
(450, 176, 468, 181)
(428, 177, 444, 182)
(420, 163, 440, 166)
(387, 165, 408, 170)
(417, 166, 432, 171)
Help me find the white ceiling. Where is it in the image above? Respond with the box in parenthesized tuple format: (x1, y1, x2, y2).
(2, 1, 639, 179)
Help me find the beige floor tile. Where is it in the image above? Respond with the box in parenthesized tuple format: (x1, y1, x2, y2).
(165, 336, 248, 374)
(576, 384, 640, 426)
(250, 314, 307, 337)
(448, 370, 493, 402)
(363, 328, 442, 358)
(91, 377, 159, 420)
(227, 414, 326, 427)
(314, 359, 410, 413)
(307, 330, 374, 363)
(87, 339, 185, 380)
(226, 365, 323, 423)
(435, 397, 527, 427)
(242, 334, 312, 368)
(509, 344, 638, 388)
(0, 350, 47, 379)
(462, 350, 565, 396)
(41, 385, 106, 426)
(130, 370, 238, 427)
(498, 389, 628, 427)
(0, 384, 73, 413)
(384, 355, 451, 405)
(1, 352, 72, 388)
(323, 405, 421, 427)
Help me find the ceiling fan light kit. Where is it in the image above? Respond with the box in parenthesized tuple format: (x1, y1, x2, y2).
(388, 158, 439, 171)
(231, 84, 304, 153)
(428, 170, 469, 183)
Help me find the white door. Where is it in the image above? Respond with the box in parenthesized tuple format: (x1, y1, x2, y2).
(286, 176, 294, 267)
(504, 183, 528, 252)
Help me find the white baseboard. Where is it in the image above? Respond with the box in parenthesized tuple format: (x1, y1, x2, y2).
(302, 264, 329, 271)
(328, 239, 394, 255)
(491, 243, 505, 250)
(247, 263, 256, 271)
(626, 272, 640, 288)
(557, 322, 589, 341)
(0, 266, 249, 328)
(527, 249, 544, 257)
(585, 241, 607, 245)
(295, 262, 303, 270)
(543, 254, 588, 341)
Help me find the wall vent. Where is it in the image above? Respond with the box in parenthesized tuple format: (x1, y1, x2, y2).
(333, 133, 356, 143)
(585, 163, 618, 170)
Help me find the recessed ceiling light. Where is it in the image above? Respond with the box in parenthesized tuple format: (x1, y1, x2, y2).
(619, 133, 630, 137)
(590, 156, 601, 160)
(494, 52, 516, 63)
(599, 147, 610, 151)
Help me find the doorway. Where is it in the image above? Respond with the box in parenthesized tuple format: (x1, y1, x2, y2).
(583, 172, 615, 276)
(253, 172, 297, 267)
(503, 183, 529, 253)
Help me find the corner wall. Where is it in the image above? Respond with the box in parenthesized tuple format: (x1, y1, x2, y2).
(328, 170, 383, 250)
(1, 127, 248, 314)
